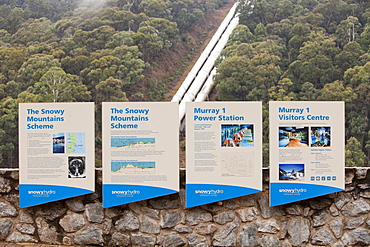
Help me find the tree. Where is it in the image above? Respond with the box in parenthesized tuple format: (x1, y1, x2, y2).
(238, 0, 295, 29)
(54, 18, 78, 38)
(298, 82, 319, 101)
(106, 31, 135, 48)
(334, 41, 363, 72)
(95, 77, 128, 103)
(227, 25, 255, 45)
(253, 39, 284, 59)
(335, 16, 361, 48)
(358, 23, 370, 50)
(80, 46, 145, 98)
(254, 23, 267, 42)
(268, 78, 297, 101)
(266, 19, 292, 45)
(0, 46, 27, 82)
(108, 0, 144, 13)
(30, 67, 91, 102)
(139, 18, 179, 41)
(346, 111, 368, 145)
(303, 12, 324, 28)
(346, 136, 367, 167)
(313, 0, 348, 32)
(144, 0, 171, 19)
(365, 130, 370, 160)
(25, 0, 54, 19)
(0, 97, 19, 167)
(317, 80, 357, 102)
(344, 61, 370, 89)
(355, 83, 370, 118)
(288, 23, 311, 54)
(17, 54, 61, 91)
(215, 52, 281, 102)
(97, 8, 138, 31)
(215, 56, 252, 100)
(284, 32, 341, 89)
(61, 55, 90, 76)
(0, 6, 26, 34)
(12, 17, 56, 45)
(132, 18, 178, 59)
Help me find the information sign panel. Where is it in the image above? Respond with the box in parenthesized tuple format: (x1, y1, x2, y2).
(269, 101, 344, 206)
(102, 102, 179, 208)
(186, 102, 262, 207)
(19, 103, 95, 208)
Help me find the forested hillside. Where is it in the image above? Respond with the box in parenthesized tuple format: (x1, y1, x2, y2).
(1, 0, 369, 168)
(0, 0, 229, 167)
(214, 0, 370, 166)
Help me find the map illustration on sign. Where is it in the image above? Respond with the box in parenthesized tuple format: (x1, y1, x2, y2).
(66, 133, 86, 153)
(111, 161, 156, 174)
(221, 152, 254, 177)
(111, 138, 155, 149)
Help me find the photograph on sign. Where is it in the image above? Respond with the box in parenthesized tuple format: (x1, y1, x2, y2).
(186, 102, 262, 208)
(310, 126, 331, 147)
(269, 101, 344, 206)
(221, 124, 254, 147)
(279, 164, 304, 181)
(279, 127, 309, 147)
(102, 102, 179, 208)
(19, 103, 95, 208)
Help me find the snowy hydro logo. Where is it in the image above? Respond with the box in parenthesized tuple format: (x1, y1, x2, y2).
(112, 190, 140, 197)
(195, 189, 224, 196)
(278, 188, 307, 194)
(28, 190, 56, 197)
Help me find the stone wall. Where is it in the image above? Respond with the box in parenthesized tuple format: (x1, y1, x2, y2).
(0, 168, 370, 246)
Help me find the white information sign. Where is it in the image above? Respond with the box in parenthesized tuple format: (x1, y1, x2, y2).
(19, 103, 95, 208)
(269, 101, 344, 206)
(102, 102, 179, 208)
(186, 102, 262, 207)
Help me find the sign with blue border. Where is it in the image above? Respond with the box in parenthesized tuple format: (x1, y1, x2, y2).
(269, 101, 344, 206)
(186, 102, 262, 208)
(102, 102, 179, 208)
(19, 103, 95, 208)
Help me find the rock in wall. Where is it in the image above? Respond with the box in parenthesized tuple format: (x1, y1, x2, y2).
(0, 168, 370, 246)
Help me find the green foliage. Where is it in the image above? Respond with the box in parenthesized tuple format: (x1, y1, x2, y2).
(0, 97, 19, 168)
(17, 54, 61, 91)
(30, 67, 91, 102)
(268, 78, 296, 101)
(346, 137, 367, 167)
(215, 0, 370, 166)
(215, 56, 256, 101)
(317, 81, 357, 102)
(12, 17, 56, 45)
(0, 0, 222, 167)
(95, 77, 128, 103)
(227, 25, 255, 45)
